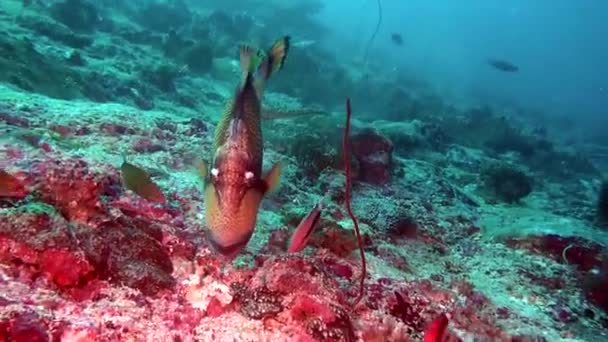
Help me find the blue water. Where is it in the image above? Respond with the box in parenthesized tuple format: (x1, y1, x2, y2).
(320, 0, 608, 128)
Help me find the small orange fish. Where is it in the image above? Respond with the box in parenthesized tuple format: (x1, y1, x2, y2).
(120, 160, 166, 204)
(198, 36, 289, 259)
(288, 201, 323, 253)
(0, 170, 27, 198)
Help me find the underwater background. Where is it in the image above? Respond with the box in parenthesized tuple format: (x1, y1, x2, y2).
(0, 0, 607, 341)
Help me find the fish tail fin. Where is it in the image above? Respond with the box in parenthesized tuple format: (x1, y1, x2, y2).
(120, 152, 128, 167)
(254, 36, 290, 95)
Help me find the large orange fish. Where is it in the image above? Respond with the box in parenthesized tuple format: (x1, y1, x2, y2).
(198, 37, 289, 258)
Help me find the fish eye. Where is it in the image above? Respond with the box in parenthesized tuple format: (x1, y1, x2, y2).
(245, 171, 254, 180)
(211, 168, 219, 177)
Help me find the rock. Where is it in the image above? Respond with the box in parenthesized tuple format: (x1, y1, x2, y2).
(182, 43, 213, 75)
(0, 311, 49, 342)
(66, 51, 86, 66)
(597, 182, 608, 227)
(76, 222, 176, 296)
(138, 1, 192, 32)
(18, 15, 94, 48)
(351, 129, 393, 184)
(480, 164, 532, 203)
(50, 0, 101, 33)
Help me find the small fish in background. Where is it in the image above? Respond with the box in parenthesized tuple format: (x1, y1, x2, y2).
(120, 160, 166, 205)
(291, 39, 317, 48)
(391, 33, 404, 46)
(487, 58, 519, 72)
(0, 170, 27, 198)
(287, 200, 323, 253)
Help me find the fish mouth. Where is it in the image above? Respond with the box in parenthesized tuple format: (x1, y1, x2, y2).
(204, 183, 264, 257)
(207, 230, 253, 259)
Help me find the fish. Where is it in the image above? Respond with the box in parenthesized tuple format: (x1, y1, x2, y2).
(487, 59, 519, 72)
(391, 33, 404, 46)
(423, 313, 462, 342)
(0, 170, 27, 198)
(287, 200, 323, 253)
(120, 160, 166, 204)
(292, 39, 317, 48)
(198, 36, 290, 259)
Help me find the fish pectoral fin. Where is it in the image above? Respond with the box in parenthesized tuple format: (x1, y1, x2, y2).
(262, 162, 281, 194)
(195, 159, 208, 182)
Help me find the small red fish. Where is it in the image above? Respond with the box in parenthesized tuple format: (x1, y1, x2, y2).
(287, 201, 323, 253)
(424, 313, 462, 342)
(0, 170, 28, 199)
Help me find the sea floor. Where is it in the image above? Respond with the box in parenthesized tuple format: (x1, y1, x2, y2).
(1, 84, 607, 342)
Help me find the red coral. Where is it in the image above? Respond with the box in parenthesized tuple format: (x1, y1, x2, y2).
(99, 122, 134, 136)
(0, 111, 31, 128)
(109, 197, 176, 224)
(132, 137, 165, 153)
(310, 225, 359, 258)
(505, 234, 604, 271)
(205, 297, 230, 317)
(39, 249, 94, 288)
(50, 124, 72, 138)
(0, 311, 48, 342)
(37, 158, 118, 225)
(290, 295, 337, 323)
(305, 305, 355, 342)
(0, 212, 94, 290)
(322, 258, 353, 279)
(350, 128, 393, 185)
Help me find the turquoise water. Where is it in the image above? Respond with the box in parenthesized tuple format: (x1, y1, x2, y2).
(0, 1, 606, 341)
